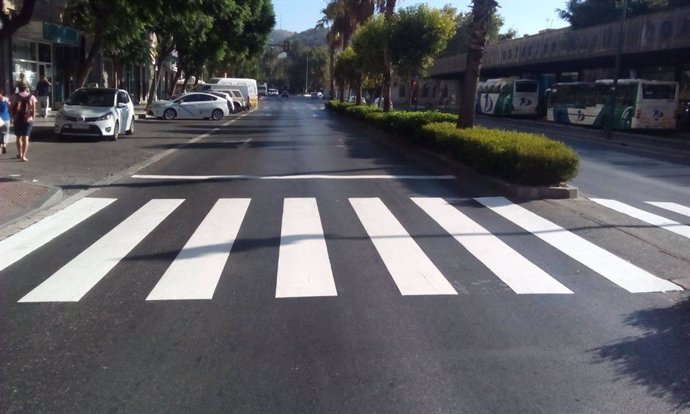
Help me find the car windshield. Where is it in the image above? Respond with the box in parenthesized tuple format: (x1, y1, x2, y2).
(66, 90, 115, 107)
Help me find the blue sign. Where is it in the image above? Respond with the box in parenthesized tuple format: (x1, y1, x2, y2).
(43, 22, 81, 47)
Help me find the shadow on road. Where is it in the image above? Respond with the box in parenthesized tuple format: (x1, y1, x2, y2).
(591, 297, 690, 409)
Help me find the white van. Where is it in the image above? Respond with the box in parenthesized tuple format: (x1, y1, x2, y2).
(205, 78, 258, 107)
(192, 84, 249, 110)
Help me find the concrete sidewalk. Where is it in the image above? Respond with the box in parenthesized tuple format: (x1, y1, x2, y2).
(0, 105, 148, 229)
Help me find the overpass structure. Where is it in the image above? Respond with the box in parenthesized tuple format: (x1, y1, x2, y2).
(422, 6, 690, 109)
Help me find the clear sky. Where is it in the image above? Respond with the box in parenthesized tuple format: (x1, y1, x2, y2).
(271, 0, 570, 36)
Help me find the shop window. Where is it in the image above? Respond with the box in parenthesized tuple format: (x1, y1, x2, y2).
(12, 40, 36, 61)
(38, 43, 52, 63)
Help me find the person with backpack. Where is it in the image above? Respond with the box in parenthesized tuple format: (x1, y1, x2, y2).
(10, 81, 37, 162)
(0, 88, 10, 154)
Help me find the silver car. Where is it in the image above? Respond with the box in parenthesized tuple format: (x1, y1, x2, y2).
(150, 92, 230, 120)
(54, 88, 135, 141)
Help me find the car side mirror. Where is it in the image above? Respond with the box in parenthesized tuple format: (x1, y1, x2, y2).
(117, 102, 126, 108)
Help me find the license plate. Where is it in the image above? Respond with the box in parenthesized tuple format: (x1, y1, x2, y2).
(71, 124, 90, 129)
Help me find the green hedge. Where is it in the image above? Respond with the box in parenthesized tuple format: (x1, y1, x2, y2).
(324, 101, 579, 186)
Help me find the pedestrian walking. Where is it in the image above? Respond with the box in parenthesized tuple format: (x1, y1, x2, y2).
(36, 75, 52, 117)
(10, 82, 37, 162)
(0, 89, 10, 154)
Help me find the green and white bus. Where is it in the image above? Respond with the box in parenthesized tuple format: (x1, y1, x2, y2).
(475, 78, 539, 116)
(546, 79, 679, 130)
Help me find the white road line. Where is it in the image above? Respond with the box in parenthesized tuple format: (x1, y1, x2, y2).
(131, 174, 455, 181)
(0, 198, 116, 272)
(476, 197, 681, 293)
(350, 198, 457, 296)
(412, 198, 572, 294)
(147, 199, 251, 301)
(592, 198, 690, 239)
(276, 198, 337, 298)
(19, 199, 184, 303)
(646, 201, 690, 218)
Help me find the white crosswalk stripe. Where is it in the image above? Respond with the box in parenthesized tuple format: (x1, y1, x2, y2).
(646, 201, 690, 218)
(350, 198, 458, 296)
(592, 198, 690, 240)
(276, 198, 337, 298)
(6, 196, 685, 303)
(476, 197, 682, 293)
(412, 198, 572, 294)
(147, 199, 251, 301)
(19, 199, 184, 303)
(0, 198, 116, 272)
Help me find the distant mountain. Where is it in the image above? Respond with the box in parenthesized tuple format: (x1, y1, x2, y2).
(269, 29, 295, 44)
(286, 27, 328, 49)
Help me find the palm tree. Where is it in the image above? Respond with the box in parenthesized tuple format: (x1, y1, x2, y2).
(374, 0, 395, 112)
(458, 0, 498, 128)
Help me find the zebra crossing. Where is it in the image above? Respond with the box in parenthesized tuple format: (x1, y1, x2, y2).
(1, 196, 686, 303)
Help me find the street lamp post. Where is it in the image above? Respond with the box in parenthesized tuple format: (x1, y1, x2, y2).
(305, 52, 309, 94)
(605, 0, 628, 139)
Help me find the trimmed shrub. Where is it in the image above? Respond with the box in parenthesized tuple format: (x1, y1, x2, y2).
(324, 103, 579, 186)
(421, 122, 579, 185)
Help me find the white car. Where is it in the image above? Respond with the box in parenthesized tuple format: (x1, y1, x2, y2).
(55, 88, 135, 141)
(150, 92, 230, 120)
(207, 91, 242, 113)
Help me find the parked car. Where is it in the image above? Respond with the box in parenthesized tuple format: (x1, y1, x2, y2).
(281, 91, 289, 98)
(348, 95, 367, 104)
(268, 88, 279, 96)
(207, 91, 242, 113)
(54, 88, 135, 141)
(149, 92, 230, 120)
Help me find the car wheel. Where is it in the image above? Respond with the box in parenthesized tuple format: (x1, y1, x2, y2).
(163, 108, 176, 120)
(211, 109, 224, 120)
(110, 121, 119, 141)
(234, 103, 241, 113)
(125, 117, 134, 135)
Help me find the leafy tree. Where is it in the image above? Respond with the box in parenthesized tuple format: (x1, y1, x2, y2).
(442, 9, 516, 57)
(0, 0, 37, 42)
(351, 15, 387, 98)
(334, 47, 361, 102)
(376, 0, 396, 111)
(390, 5, 457, 82)
(458, 0, 498, 129)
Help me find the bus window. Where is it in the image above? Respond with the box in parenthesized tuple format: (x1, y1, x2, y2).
(617, 84, 637, 107)
(642, 84, 676, 100)
(515, 81, 537, 93)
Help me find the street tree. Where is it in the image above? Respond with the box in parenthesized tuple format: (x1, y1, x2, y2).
(375, 0, 396, 112)
(351, 15, 387, 103)
(442, 8, 515, 57)
(457, 0, 498, 129)
(334, 47, 361, 102)
(0, 0, 37, 43)
(389, 5, 456, 107)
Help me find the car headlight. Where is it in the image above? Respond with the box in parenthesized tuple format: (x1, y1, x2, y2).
(98, 113, 113, 121)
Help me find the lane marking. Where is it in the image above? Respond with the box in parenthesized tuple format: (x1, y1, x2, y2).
(147, 199, 251, 301)
(131, 174, 455, 181)
(19, 199, 184, 303)
(476, 197, 681, 293)
(0, 198, 116, 272)
(646, 201, 690, 219)
(350, 198, 457, 296)
(276, 198, 337, 298)
(413, 198, 572, 294)
(592, 198, 690, 240)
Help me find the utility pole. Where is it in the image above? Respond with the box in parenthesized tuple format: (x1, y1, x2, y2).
(305, 52, 309, 94)
(605, 0, 628, 139)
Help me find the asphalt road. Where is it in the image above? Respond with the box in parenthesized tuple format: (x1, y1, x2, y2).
(1, 97, 689, 413)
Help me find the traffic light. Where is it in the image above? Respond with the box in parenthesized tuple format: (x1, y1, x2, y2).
(283, 40, 290, 52)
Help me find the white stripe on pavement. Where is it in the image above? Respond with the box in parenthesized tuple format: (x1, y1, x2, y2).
(412, 198, 572, 294)
(131, 174, 456, 181)
(146, 199, 251, 301)
(276, 198, 337, 298)
(0, 198, 116, 272)
(350, 198, 457, 296)
(646, 201, 690, 219)
(592, 198, 690, 240)
(476, 197, 681, 293)
(19, 199, 184, 303)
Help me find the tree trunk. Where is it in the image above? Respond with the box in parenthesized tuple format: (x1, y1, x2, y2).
(382, 0, 396, 112)
(0, 0, 37, 42)
(145, 39, 174, 110)
(457, 0, 497, 129)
